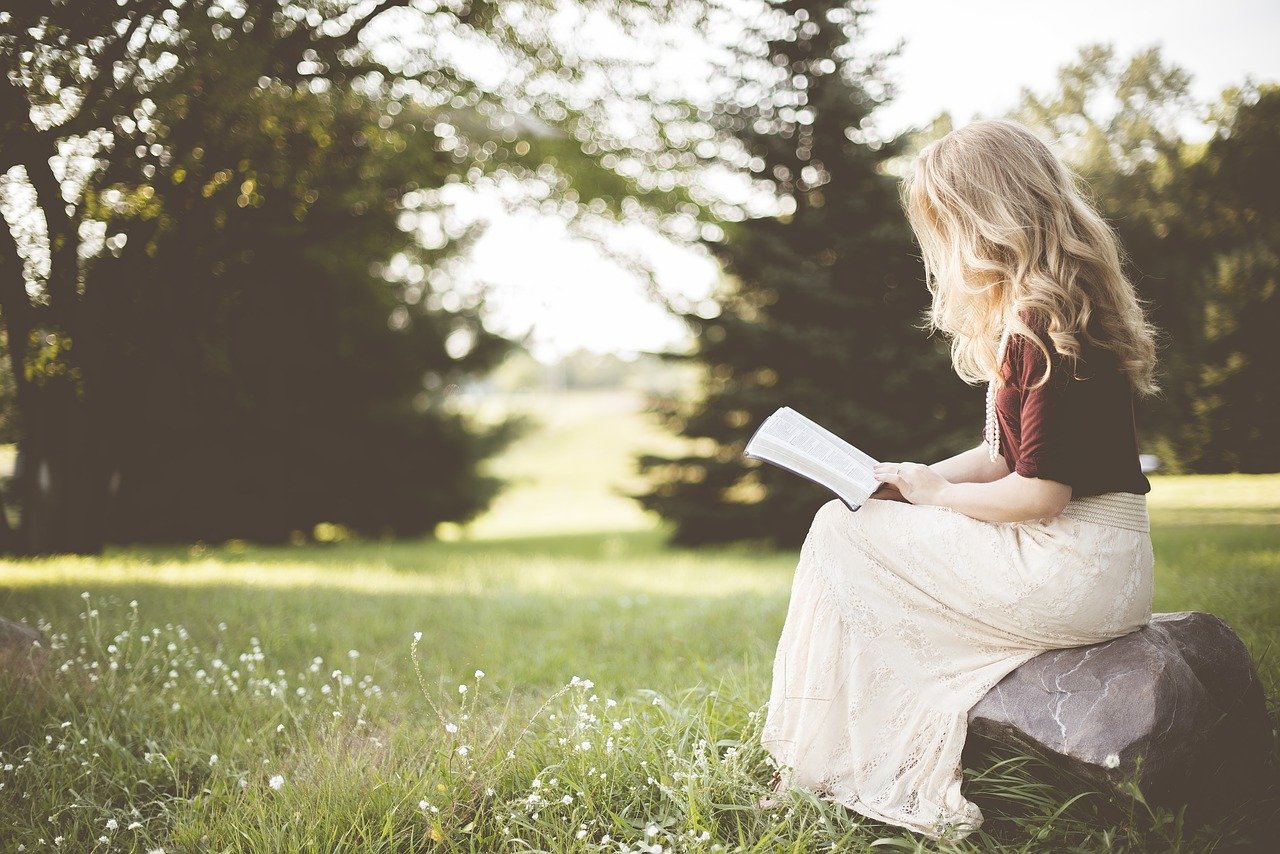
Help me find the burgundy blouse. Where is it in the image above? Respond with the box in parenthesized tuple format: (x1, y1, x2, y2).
(991, 314, 1150, 497)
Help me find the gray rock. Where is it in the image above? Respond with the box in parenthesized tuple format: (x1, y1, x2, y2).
(965, 611, 1274, 818)
(0, 616, 45, 676)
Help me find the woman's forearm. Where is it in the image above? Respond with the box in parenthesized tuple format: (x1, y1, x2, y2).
(929, 443, 1010, 484)
(936, 473, 1071, 523)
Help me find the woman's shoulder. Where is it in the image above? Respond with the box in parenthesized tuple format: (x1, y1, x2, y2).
(1008, 307, 1119, 386)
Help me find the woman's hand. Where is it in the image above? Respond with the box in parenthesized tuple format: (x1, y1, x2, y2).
(871, 461, 953, 507)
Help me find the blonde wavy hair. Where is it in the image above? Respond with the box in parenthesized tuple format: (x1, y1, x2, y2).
(899, 118, 1159, 395)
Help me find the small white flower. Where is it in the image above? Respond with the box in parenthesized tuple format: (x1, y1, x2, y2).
(474, 669, 484, 678)
(209, 754, 218, 766)
(485, 787, 495, 796)
(561, 794, 573, 804)
(444, 722, 458, 733)
(269, 774, 285, 790)
(98, 837, 109, 844)
(419, 800, 429, 810)
(348, 649, 359, 659)
(128, 822, 142, 830)
(105, 818, 118, 830)
(1103, 752, 1121, 769)
(456, 745, 470, 756)
(277, 724, 285, 733)
(458, 684, 467, 694)
(413, 631, 423, 642)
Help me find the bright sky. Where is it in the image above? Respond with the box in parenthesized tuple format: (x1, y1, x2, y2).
(453, 0, 1280, 363)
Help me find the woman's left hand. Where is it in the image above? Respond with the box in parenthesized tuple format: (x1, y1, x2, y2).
(872, 461, 952, 507)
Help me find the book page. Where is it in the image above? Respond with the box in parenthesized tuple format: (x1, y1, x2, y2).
(743, 407, 879, 508)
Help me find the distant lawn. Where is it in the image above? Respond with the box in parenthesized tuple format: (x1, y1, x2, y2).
(1, 391, 1277, 850)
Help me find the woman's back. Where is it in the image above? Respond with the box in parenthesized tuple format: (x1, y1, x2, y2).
(993, 310, 1151, 498)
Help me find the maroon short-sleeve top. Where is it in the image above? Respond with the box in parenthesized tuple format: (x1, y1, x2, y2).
(990, 312, 1150, 497)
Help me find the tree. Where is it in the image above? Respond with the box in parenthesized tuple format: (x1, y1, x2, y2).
(1179, 84, 1280, 472)
(0, 0, 701, 552)
(1008, 45, 1278, 472)
(634, 1, 981, 547)
(77, 80, 523, 543)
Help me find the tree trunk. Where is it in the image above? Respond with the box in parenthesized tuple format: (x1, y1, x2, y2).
(13, 380, 107, 555)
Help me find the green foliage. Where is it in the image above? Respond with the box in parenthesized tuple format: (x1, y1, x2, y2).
(634, 2, 981, 547)
(79, 77, 523, 542)
(1011, 47, 1280, 473)
(1178, 86, 1280, 472)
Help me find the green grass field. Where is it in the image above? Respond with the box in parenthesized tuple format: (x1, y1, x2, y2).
(1, 390, 1277, 851)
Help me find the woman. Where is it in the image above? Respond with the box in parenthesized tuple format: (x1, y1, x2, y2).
(757, 118, 1161, 842)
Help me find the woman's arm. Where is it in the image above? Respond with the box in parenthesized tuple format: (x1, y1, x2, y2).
(869, 442, 1009, 502)
(928, 442, 1011, 484)
(871, 462, 1072, 523)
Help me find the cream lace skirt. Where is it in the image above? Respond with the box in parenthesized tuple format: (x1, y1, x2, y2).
(760, 492, 1154, 842)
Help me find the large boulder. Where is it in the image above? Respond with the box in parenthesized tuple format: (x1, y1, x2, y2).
(964, 611, 1274, 820)
(0, 616, 45, 677)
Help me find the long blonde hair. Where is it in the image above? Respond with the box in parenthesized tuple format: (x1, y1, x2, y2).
(899, 118, 1159, 394)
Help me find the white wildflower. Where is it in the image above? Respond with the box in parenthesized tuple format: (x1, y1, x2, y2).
(1103, 753, 1121, 769)
(269, 774, 285, 790)
(474, 669, 484, 678)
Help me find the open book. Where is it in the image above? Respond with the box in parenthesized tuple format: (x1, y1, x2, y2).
(742, 407, 880, 511)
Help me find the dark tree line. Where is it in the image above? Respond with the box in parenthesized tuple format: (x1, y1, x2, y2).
(0, 0, 701, 553)
(636, 14, 1280, 547)
(636, 1, 980, 546)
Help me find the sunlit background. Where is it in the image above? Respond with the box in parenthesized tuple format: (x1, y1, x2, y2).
(441, 0, 1280, 362)
(1, 1, 1278, 849)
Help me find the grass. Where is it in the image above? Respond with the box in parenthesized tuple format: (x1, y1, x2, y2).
(1, 390, 1278, 851)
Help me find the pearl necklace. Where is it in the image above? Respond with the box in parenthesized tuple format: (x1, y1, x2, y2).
(984, 327, 1011, 463)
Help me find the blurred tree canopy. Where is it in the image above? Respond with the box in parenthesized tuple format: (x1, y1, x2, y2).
(636, 32, 1279, 546)
(634, 0, 981, 547)
(0, 0, 705, 552)
(1010, 46, 1279, 473)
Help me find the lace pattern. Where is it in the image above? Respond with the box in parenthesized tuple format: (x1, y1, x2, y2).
(761, 496, 1154, 841)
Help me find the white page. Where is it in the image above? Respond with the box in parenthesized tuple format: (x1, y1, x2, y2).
(743, 407, 880, 508)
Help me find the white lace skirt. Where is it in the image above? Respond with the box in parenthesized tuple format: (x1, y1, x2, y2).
(760, 493, 1154, 842)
